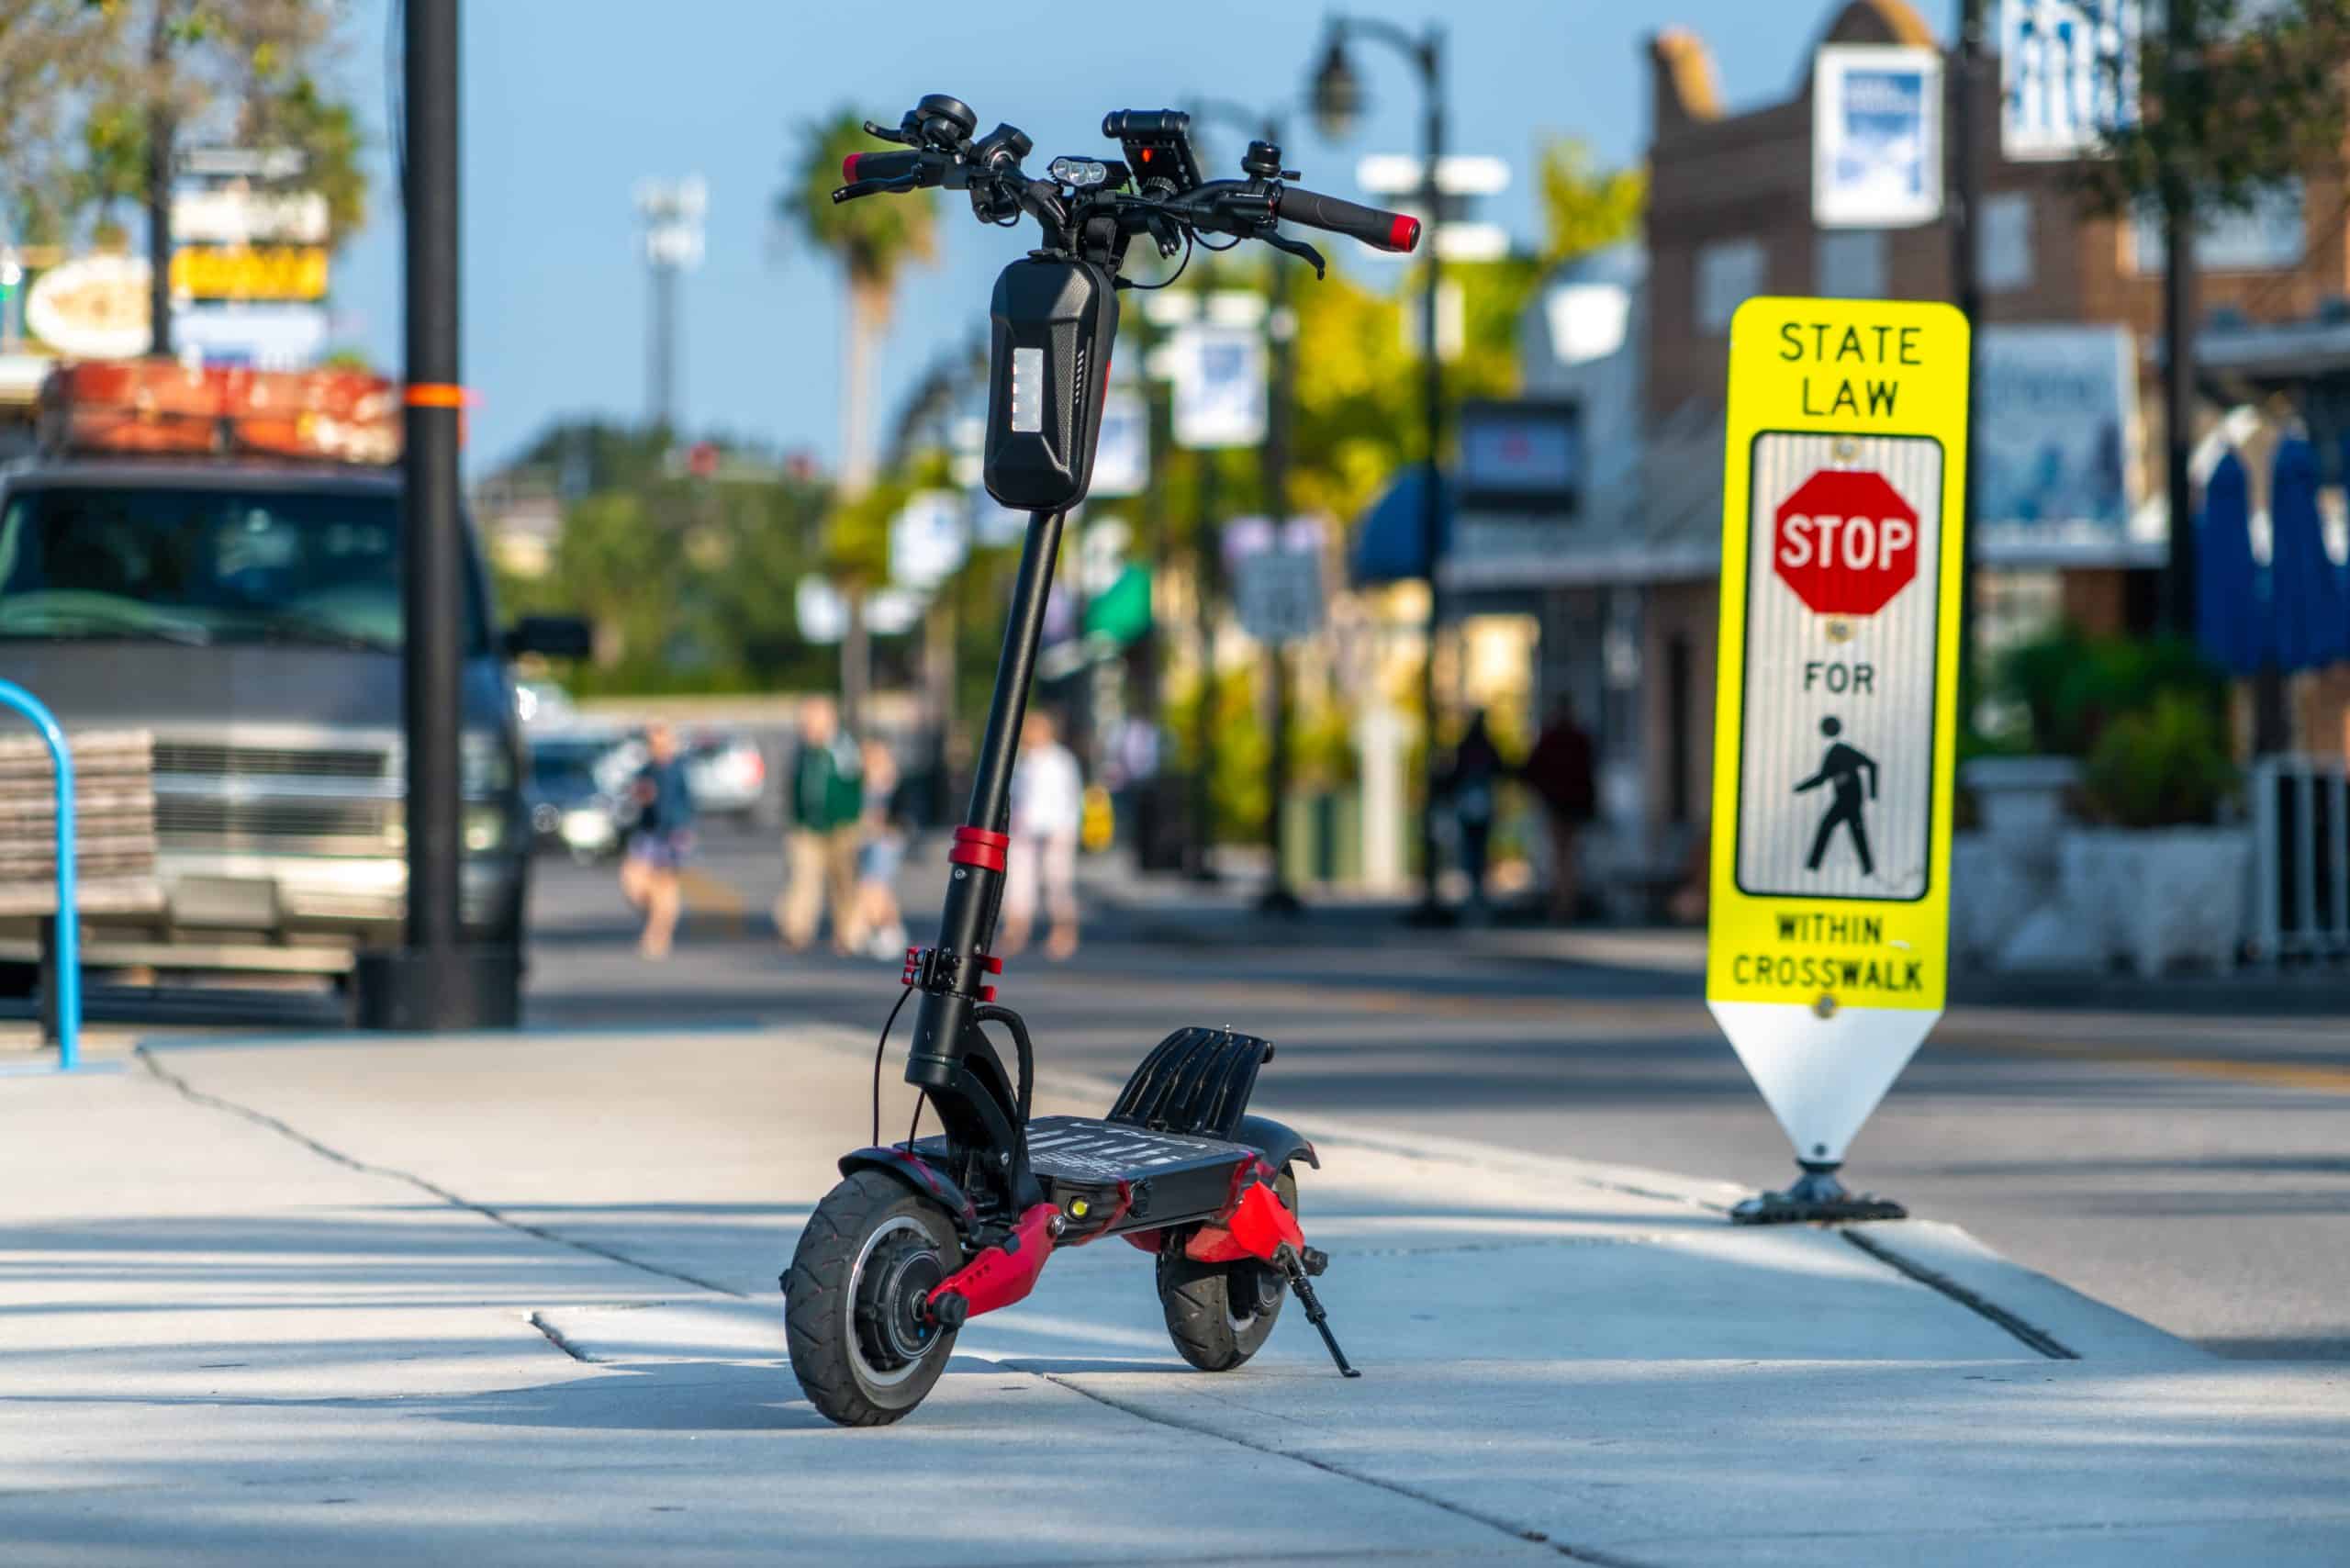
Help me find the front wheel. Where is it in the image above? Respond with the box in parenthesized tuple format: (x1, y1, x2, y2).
(1158, 1167, 1294, 1372)
(784, 1170, 964, 1426)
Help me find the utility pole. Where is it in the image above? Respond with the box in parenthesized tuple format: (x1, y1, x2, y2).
(2160, 0, 2199, 638)
(143, 4, 173, 359)
(1309, 15, 1449, 916)
(359, 0, 515, 1029)
(635, 177, 706, 433)
(1950, 0, 1985, 724)
(1187, 440, 1222, 882)
(1259, 153, 1303, 914)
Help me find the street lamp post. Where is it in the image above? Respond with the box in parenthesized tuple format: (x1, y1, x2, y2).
(1950, 0, 1985, 728)
(1311, 16, 1447, 919)
(1192, 98, 1304, 914)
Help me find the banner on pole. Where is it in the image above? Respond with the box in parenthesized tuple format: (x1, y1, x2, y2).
(1091, 387, 1150, 497)
(2000, 0, 2141, 162)
(1812, 46, 1943, 229)
(1172, 323, 1266, 450)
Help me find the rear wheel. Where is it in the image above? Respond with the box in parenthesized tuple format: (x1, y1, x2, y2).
(1158, 1167, 1294, 1372)
(783, 1170, 963, 1426)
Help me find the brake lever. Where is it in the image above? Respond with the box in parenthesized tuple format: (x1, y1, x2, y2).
(1262, 230, 1326, 279)
(831, 173, 923, 205)
(861, 118, 914, 146)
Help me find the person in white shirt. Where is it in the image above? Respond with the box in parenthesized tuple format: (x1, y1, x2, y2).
(1002, 708, 1084, 960)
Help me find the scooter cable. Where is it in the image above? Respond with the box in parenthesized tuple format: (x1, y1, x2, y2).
(872, 984, 914, 1148)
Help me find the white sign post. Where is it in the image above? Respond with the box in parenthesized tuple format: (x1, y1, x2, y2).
(1224, 518, 1326, 645)
(1710, 297, 1970, 1225)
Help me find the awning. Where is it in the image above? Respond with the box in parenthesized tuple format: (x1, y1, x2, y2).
(1350, 463, 1450, 585)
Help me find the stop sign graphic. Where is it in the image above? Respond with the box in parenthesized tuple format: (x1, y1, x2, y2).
(1773, 468, 1919, 616)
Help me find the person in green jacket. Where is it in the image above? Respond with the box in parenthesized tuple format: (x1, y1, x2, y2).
(776, 696, 865, 953)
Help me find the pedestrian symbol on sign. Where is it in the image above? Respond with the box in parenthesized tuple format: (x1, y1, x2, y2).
(1794, 716, 1878, 877)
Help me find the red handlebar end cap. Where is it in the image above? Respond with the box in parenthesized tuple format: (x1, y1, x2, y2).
(841, 152, 863, 183)
(1387, 214, 1421, 253)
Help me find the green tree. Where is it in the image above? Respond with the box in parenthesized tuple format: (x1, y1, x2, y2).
(777, 109, 939, 498)
(2078, 0, 2350, 222)
(0, 1, 126, 244)
(1534, 137, 1646, 270)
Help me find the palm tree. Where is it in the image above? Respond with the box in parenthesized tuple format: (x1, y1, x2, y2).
(780, 111, 940, 491)
(778, 109, 938, 724)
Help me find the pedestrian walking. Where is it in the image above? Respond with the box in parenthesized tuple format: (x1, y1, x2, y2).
(1002, 709, 1083, 960)
(776, 697, 865, 955)
(1796, 715, 1877, 876)
(1521, 697, 1597, 924)
(619, 722, 696, 958)
(1440, 710, 1505, 919)
(854, 735, 911, 961)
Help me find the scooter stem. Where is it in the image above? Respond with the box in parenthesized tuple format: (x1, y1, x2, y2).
(903, 510, 1065, 1212)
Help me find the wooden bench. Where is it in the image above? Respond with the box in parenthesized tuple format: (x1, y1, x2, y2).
(0, 729, 163, 1038)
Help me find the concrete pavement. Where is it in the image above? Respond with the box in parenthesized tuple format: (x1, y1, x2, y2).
(5, 1022, 2347, 1564)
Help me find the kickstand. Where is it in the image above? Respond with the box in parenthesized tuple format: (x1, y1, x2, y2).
(1278, 1249, 1361, 1379)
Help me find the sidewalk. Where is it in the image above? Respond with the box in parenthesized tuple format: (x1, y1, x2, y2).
(3, 1023, 2345, 1565)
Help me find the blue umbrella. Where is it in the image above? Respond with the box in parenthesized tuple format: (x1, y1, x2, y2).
(2195, 450, 2265, 677)
(2269, 436, 2348, 672)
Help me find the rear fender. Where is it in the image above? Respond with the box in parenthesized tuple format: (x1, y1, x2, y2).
(1236, 1113, 1319, 1173)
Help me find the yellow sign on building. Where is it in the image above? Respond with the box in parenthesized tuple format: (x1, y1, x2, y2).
(171, 245, 330, 302)
(1706, 295, 1968, 1169)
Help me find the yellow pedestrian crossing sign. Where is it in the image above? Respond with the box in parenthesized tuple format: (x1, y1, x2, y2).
(1707, 297, 1968, 1174)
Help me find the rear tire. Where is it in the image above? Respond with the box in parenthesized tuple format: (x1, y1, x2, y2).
(783, 1170, 963, 1427)
(1158, 1167, 1294, 1372)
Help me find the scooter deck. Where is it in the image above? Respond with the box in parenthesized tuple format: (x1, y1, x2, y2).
(911, 1114, 1254, 1238)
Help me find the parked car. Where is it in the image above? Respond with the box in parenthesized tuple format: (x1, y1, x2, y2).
(684, 730, 767, 819)
(526, 730, 628, 863)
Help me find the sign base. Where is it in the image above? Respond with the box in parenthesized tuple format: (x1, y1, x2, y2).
(1730, 1162, 1907, 1226)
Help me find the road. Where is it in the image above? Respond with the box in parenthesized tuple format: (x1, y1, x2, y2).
(514, 820, 2350, 1361)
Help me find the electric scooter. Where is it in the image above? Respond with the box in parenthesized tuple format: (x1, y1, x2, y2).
(782, 93, 1421, 1427)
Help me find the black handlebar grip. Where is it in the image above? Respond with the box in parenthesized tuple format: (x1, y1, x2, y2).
(841, 150, 928, 185)
(1275, 187, 1421, 253)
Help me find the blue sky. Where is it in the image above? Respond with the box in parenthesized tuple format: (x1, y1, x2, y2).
(327, 0, 1916, 475)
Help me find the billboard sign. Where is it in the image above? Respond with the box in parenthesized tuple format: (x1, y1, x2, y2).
(1458, 398, 1581, 514)
(1974, 324, 2137, 562)
(170, 245, 330, 301)
(172, 187, 330, 245)
(1813, 46, 1943, 229)
(172, 303, 330, 369)
(2001, 0, 2142, 161)
(25, 254, 151, 359)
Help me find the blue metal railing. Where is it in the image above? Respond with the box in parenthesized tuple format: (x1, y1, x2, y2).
(0, 680, 78, 1069)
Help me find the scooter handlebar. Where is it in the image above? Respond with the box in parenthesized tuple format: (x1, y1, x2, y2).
(1274, 186, 1420, 253)
(841, 150, 932, 185)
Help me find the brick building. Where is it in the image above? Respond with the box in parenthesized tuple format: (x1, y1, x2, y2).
(1443, 0, 2350, 913)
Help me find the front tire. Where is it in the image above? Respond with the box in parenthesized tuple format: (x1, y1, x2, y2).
(1158, 1167, 1294, 1372)
(784, 1170, 964, 1426)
